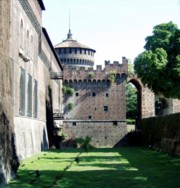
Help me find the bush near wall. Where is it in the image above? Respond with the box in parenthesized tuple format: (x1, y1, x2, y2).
(140, 113, 180, 156)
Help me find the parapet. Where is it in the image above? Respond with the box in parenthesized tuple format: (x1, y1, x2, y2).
(63, 57, 128, 81)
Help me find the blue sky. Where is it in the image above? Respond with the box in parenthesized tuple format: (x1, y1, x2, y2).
(42, 0, 180, 67)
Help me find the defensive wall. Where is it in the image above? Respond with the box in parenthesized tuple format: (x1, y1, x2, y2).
(62, 58, 128, 147)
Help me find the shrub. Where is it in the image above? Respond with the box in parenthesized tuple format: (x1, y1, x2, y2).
(67, 88, 75, 96)
(62, 85, 75, 96)
(68, 102, 74, 110)
(107, 71, 116, 83)
(126, 119, 136, 125)
(88, 72, 95, 79)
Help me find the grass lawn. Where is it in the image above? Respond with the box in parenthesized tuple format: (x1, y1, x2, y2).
(8, 147, 180, 188)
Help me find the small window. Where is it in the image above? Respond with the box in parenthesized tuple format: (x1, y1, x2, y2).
(92, 92, 96, 97)
(76, 92, 79, 96)
(88, 116, 92, 119)
(106, 93, 109, 97)
(113, 121, 117, 126)
(64, 48, 66, 54)
(72, 122, 76, 126)
(69, 48, 72, 53)
(104, 106, 108, 112)
(75, 49, 77, 54)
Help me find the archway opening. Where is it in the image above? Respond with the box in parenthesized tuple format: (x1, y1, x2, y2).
(126, 79, 142, 130)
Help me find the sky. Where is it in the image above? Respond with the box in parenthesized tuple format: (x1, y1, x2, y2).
(42, 0, 180, 67)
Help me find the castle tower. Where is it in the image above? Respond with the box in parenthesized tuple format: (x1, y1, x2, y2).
(54, 29, 96, 68)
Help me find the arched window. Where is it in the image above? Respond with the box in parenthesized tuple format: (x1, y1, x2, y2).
(27, 74, 32, 117)
(19, 68, 25, 115)
(33, 80, 38, 118)
(30, 35, 33, 60)
(20, 19, 24, 48)
(26, 30, 30, 55)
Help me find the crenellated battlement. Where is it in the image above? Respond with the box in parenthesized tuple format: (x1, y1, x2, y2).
(63, 57, 128, 82)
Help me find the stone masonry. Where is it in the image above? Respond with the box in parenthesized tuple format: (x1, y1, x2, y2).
(0, 0, 19, 184)
(62, 58, 128, 147)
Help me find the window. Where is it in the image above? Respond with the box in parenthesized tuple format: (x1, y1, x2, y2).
(88, 116, 92, 119)
(75, 49, 77, 54)
(113, 121, 117, 126)
(20, 19, 24, 48)
(72, 122, 76, 126)
(106, 93, 109, 97)
(30, 35, 33, 59)
(69, 48, 72, 53)
(80, 49, 82, 54)
(76, 92, 79, 96)
(27, 74, 32, 117)
(33, 80, 38, 118)
(104, 106, 108, 112)
(64, 48, 66, 54)
(26, 30, 29, 55)
(19, 68, 26, 115)
(38, 32, 41, 54)
(92, 92, 96, 97)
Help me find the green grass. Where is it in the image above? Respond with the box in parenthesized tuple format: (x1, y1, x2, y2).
(8, 147, 180, 188)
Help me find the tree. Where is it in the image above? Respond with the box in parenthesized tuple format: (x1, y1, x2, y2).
(134, 22, 180, 98)
(126, 83, 137, 120)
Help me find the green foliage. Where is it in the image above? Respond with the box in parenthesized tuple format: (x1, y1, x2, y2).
(62, 85, 67, 94)
(88, 72, 95, 79)
(57, 130, 68, 141)
(107, 71, 116, 83)
(126, 119, 136, 125)
(134, 22, 180, 98)
(67, 88, 75, 96)
(62, 85, 75, 96)
(128, 61, 134, 75)
(68, 102, 74, 110)
(126, 83, 137, 119)
(75, 136, 94, 152)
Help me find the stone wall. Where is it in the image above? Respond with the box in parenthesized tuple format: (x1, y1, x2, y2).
(140, 113, 180, 156)
(10, 0, 63, 159)
(63, 58, 128, 121)
(63, 121, 127, 147)
(0, 0, 18, 184)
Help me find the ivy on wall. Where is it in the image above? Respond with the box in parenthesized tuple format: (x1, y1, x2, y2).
(62, 85, 75, 96)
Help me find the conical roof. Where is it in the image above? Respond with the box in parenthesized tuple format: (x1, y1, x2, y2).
(54, 30, 96, 52)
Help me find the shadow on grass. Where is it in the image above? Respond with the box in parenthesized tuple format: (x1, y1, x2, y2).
(116, 147, 180, 188)
(8, 147, 180, 188)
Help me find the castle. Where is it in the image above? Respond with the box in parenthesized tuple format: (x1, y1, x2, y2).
(54, 30, 129, 147)
(1, 0, 180, 184)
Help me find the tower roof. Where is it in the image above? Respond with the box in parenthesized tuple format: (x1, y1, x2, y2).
(54, 30, 96, 52)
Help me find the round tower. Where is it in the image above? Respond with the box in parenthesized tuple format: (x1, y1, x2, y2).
(54, 29, 96, 68)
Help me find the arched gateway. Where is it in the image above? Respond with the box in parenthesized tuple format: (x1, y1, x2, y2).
(127, 74, 155, 129)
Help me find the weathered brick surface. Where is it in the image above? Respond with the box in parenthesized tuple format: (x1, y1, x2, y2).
(0, 0, 17, 184)
(62, 59, 128, 146)
(63, 59, 128, 121)
(63, 121, 127, 147)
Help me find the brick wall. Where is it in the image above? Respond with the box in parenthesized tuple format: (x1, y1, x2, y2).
(63, 58, 128, 121)
(63, 121, 127, 147)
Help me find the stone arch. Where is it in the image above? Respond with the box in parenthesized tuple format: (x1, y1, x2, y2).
(127, 75, 155, 129)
